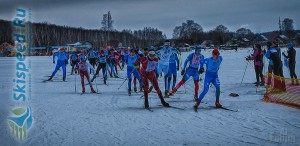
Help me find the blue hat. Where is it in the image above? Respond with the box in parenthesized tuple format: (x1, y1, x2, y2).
(288, 43, 294, 48)
(81, 56, 87, 62)
(195, 46, 202, 52)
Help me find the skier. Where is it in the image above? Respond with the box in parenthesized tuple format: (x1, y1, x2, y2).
(91, 50, 108, 84)
(121, 48, 129, 69)
(194, 49, 223, 112)
(265, 41, 286, 91)
(134, 50, 170, 108)
(246, 44, 265, 86)
(124, 49, 144, 95)
(169, 46, 204, 101)
(88, 48, 97, 74)
(167, 49, 180, 92)
(107, 49, 118, 78)
(70, 52, 79, 75)
(114, 50, 122, 73)
(120, 48, 125, 70)
(48, 48, 68, 81)
(283, 43, 299, 85)
(142, 47, 154, 93)
(135, 49, 146, 92)
(76, 56, 96, 93)
(156, 40, 177, 96)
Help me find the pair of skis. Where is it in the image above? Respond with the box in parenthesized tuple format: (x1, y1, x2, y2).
(194, 106, 238, 112)
(80, 92, 101, 95)
(145, 105, 186, 112)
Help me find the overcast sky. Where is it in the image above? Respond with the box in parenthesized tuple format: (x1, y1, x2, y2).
(1, 0, 299, 38)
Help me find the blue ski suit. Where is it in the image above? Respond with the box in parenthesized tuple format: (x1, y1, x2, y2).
(198, 56, 223, 102)
(51, 52, 68, 78)
(124, 54, 143, 89)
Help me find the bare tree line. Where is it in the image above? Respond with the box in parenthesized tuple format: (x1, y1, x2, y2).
(0, 19, 165, 49)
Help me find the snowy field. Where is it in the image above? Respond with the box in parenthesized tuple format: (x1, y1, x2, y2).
(0, 48, 300, 146)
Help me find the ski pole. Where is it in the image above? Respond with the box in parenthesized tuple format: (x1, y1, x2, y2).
(117, 67, 136, 90)
(75, 72, 77, 93)
(241, 60, 249, 84)
(94, 73, 99, 93)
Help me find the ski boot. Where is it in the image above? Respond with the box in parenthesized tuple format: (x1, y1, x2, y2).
(148, 86, 153, 93)
(91, 75, 96, 82)
(172, 86, 175, 91)
(128, 88, 131, 96)
(91, 87, 96, 93)
(260, 81, 265, 86)
(194, 94, 198, 101)
(134, 87, 137, 93)
(193, 102, 201, 112)
(63, 77, 66, 82)
(169, 88, 177, 97)
(139, 87, 143, 92)
(215, 99, 222, 108)
(164, 90, 169, 98)
(144, 99, 149, 108)
(160, 98, 170, 107)
(114, 74, 119, 78)
(104, 75, 108, 84)
(82, 88, 85, 94)
(48, 76, 53, 81)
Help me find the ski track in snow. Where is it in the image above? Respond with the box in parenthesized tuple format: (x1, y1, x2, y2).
(0, 49, 300, 145)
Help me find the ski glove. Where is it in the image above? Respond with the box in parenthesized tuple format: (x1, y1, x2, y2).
(181, 70, 185, 76)
(199, 68, 204, 74)
(53, 61, 55, 64)
(177, 67, 179, 71)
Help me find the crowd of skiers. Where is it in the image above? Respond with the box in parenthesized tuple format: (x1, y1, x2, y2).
(45, 40, 298, 111)
(246, 41, 299, 93)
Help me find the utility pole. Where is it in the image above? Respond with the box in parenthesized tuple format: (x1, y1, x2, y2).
(279, 17, 282, 35)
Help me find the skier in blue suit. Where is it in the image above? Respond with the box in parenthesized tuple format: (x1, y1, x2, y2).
(194, 49, 223, 112)
(167, 49, 180, 92)
(169, 46, 204, 100)
(70, 51, 79, 75)
(48, 48, 69, 81)
(124, 49, 144, 95)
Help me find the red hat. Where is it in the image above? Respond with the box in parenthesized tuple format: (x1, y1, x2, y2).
(212, 49, 220, 55)
(59, 48, 65, 51)
(100, 50, 104, 54)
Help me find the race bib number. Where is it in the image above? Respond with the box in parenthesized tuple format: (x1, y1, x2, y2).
(191, 55, 201, 66)
(161, 50, 171, 60)
(146, 60, 157, 72)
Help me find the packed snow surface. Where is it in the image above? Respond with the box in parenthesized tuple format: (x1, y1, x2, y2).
(0, 48, 299, 145)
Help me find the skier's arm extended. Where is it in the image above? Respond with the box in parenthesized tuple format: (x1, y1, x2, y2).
(134, 57, 141, 66)
(282, 52, 288, 58)
(249, 50, 258, 60)
(52, 52, 57, 63)
(182, 54, 192, 71)
(175, 54, 180, 70)
(200, 58, 208, 69)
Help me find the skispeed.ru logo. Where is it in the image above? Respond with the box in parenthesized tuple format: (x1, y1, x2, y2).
(8, 8, 33, 142)
(8, 107, 33, 141)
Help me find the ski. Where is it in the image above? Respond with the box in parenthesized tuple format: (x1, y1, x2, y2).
(81, 92, 101, 95)
(208, 106, 238, 112)
(42, 80, 67, 82)
(157, 105, 185, 110)
(146, 107, 154, 112)
(194, 105, 198, 112)
(42, 79, 52, 82)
